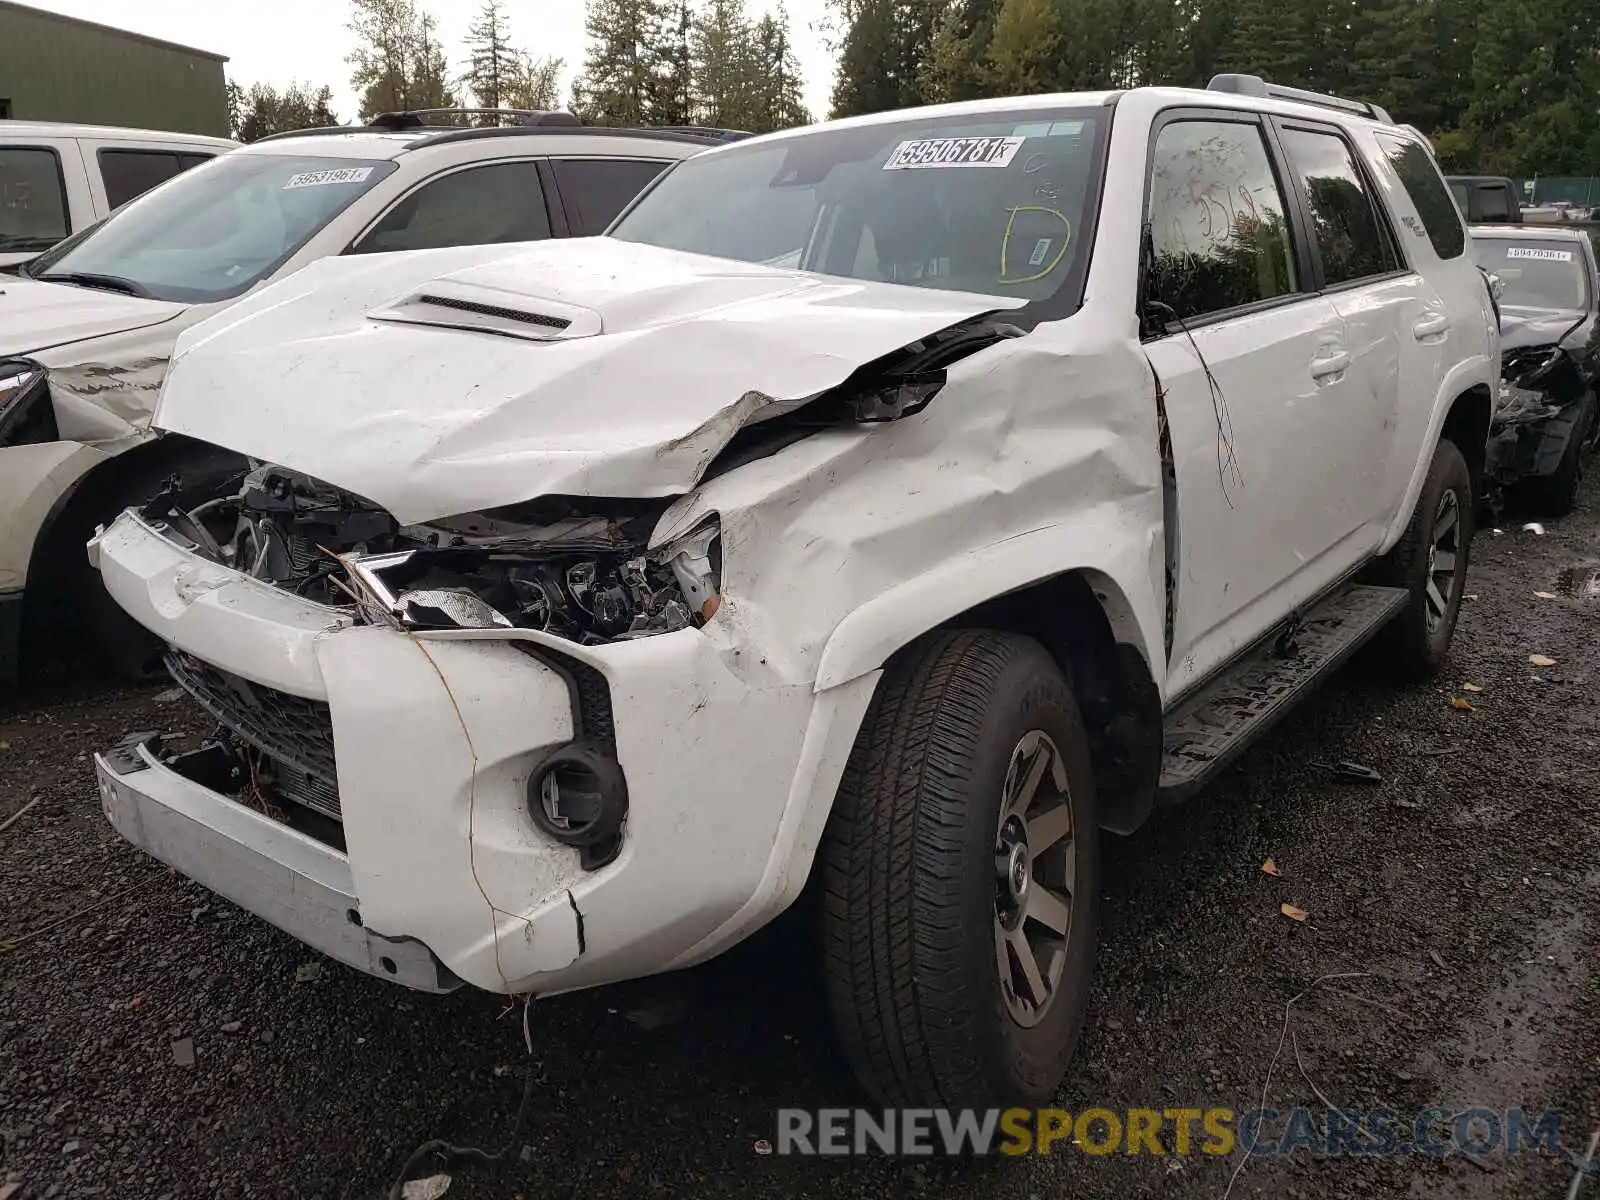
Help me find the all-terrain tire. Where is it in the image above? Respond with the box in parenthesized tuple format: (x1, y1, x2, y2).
(820, 629, 1098, 1108)
(1368, 438, 1474, 680)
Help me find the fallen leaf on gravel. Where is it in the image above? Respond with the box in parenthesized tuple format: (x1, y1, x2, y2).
(1428, 949, 1447, 969)
(1261, 859, 1282, 877)
(154, 688, 186, 704)
(125, 995, 141, 1010)
(400, 1176, 451, 1200)
(294, 962, 323, 983)
(1462, 683, 1484, 693)
(1466, 592, 1480, 600)
(1448, 697, 1476, 711)
(1280, 904, 1308, 922)
(1535, 591, 1559, 600)
(1529, 654, 1557, 668)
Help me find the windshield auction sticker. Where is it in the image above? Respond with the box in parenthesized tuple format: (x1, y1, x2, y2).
(282, 167, 376, 189)
(883, 137, 1025, 170)
(1505, 247, 1574, 262)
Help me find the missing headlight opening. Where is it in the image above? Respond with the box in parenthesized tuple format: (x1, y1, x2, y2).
(140, 463, 721, 645)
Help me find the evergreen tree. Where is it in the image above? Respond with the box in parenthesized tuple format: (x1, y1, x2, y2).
(829, 0, 905, 116)
(751, 8, 811, 131)
(234, 82, 341, 142)
(651, 0, 697, 125)
(347, 0, 457, 119)
(464, 0, 520, 113)
(984, 0, 1061, 95)
(504, 52, 566, 111)
(690, 0, 755, 127)
(571, 0, 666, 125)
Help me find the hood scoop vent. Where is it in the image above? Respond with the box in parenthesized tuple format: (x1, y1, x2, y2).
(368, 281, 602, 342)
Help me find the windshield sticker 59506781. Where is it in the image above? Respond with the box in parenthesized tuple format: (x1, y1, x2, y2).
(282, 167, 376, 190)
(1505, 247, 1574, 262)
(883, 137, 1025, 170)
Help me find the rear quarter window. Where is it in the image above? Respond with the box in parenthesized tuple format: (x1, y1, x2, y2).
(1379, 135, 1466, 261)
(0, 146, 69, 250)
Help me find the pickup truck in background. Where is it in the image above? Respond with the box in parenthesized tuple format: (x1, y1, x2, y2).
(0, 120, 237, 266)
(1448, 175, 1523, 225)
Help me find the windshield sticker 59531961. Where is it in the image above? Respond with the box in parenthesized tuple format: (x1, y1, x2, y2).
(1505, 247, 1574, 262)
(282, 167, 376, 190)
(883, 137, 1025, 171)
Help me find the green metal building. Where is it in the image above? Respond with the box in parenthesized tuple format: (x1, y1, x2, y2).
(0, 1, 228, 136)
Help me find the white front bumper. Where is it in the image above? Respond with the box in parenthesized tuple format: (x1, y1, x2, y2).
(90, 511, 871, 996)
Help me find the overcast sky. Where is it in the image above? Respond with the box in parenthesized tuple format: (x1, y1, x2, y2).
(30, 0, 837, 123)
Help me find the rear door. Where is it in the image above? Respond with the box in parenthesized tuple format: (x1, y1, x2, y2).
(78, 140, 223, 216)
(547, 157, 674, 236)
(1272, 119, 1417, 535)
(1142, 110, 1365, 692)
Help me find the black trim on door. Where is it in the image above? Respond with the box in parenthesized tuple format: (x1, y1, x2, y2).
(534, 158, 570, 238)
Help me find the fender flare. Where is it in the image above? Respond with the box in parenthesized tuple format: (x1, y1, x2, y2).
(1380, 356, 1496, 552)
(814, 509, 1168, 695)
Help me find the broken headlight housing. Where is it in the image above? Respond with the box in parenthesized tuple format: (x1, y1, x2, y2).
(0, 359, 57, 448)
(143, 464, 723, 646)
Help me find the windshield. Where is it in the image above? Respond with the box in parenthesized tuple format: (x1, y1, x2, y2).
(27, 153, 397, 303)
(1473, 238, 1591, 311)
(610, 107, 1105, 305)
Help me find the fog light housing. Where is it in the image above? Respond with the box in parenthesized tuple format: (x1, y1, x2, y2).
(527, 741, 628, 870)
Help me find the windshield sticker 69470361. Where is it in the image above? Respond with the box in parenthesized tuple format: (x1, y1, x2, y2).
(282, 167, 376, 190)
(883, 136, 1025, 170)
(1505, 247, 1574, 262)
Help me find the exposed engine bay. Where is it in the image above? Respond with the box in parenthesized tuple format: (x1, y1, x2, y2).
(1487, 340, 1597, 493)
(139, 463, 720, 645)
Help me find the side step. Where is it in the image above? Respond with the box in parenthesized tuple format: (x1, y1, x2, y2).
(1157, 584, 1409, 801)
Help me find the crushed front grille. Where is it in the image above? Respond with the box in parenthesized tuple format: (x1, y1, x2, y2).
(165, 650, 341, 821)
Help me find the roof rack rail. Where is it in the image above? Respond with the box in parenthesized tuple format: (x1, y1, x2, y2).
(643, 125, 754, 142)
(1207, 74, 1393, 124)
(370, 108, 582, 131)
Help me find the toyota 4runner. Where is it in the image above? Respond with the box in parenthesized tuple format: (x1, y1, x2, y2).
(89, 75, 1498, 1109)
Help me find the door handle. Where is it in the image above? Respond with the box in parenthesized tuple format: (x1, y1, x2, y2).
(1413, 313, 1450, 341)
(1310, 350, 1351, 382)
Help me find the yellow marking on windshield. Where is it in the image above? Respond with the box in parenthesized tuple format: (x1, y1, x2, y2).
(1000, 207, 1071, 284)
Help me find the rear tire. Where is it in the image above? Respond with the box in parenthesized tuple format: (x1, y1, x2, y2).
(820, 629, 1098, 1107)
(1368, 438, 1473, 679)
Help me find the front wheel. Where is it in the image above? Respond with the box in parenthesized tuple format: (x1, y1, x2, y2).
(820, 629, 1098, 1108)
(1368, 438, 1474, 679)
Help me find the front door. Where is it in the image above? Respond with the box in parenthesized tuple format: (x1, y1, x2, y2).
(1141, 113, 1380, 695)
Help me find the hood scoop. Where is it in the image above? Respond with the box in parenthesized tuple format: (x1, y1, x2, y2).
(369, 281, 601, 342)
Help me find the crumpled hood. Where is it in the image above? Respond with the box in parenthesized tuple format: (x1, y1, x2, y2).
(1499, 305, 1589, 353)
(0, 275, 186, 355)
(155, 237, 1021, 524)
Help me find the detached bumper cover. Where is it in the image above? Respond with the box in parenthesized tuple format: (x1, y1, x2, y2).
(95, 735, 458, 992)
(91, 510, 866, 997)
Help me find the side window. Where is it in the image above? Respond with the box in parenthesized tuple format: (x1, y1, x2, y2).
(1375, 134, 1465, 260)
(1278, 126, 1399, 286)
(0, 146, 69, 248)
(353, 161, 551, 254)
(1146, 119, 1300, 322)
(99, 149, 187, 209)
(552, 157, 670, 235)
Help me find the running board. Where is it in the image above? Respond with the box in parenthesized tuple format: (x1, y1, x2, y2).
(1157, 584, 1409, 801)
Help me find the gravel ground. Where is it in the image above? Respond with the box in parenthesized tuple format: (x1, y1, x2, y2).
(2, 486, 1598, 1200)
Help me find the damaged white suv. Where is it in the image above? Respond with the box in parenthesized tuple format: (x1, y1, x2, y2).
(91, 76, 1497, 1108)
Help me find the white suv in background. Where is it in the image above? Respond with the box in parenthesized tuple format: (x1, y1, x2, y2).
(0, 120, 238, 266)
(0, 111, 739, 679)
(91, 78, 1495, 1112)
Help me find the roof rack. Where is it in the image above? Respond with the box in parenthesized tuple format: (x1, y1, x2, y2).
(369, 108, 582, 131)
(405, 123, 754, 151)
(1207, 74, 1393, 124)
(250, 118, 755, 150)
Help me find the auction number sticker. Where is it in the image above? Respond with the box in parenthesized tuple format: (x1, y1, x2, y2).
(282, 167, 375, 190)
(883, 136, 1024, 170)
(1505, 247, 1574, 262)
